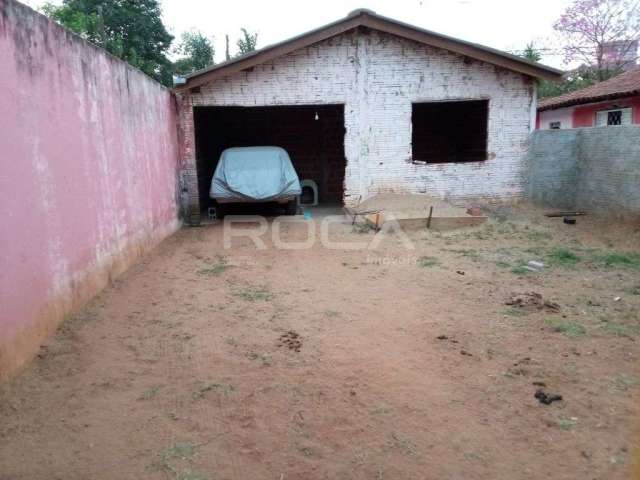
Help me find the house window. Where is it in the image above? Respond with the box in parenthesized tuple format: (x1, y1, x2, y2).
(411, 100, 488, 164)
(595, 107, 632, 126)
(549, 121, 561, 129)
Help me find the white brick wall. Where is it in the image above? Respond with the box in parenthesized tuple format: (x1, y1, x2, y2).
(187, 29, 535, 206)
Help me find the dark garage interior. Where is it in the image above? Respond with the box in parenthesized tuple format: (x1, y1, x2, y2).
(193, 104, 346, 211)
(411, 100, 489, 164)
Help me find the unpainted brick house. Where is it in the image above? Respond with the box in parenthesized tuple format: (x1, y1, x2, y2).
(176, 9, 561, 220)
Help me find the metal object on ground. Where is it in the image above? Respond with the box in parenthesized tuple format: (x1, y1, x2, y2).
(545, 211, 586, 217)
(563, 216, 577, 225)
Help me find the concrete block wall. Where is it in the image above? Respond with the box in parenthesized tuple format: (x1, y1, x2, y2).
(526, 126, 640, 216)
(178, 29, 536, 210)
(0, 0, 181, 378)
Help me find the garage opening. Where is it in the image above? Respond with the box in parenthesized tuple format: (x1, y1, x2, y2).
(411, 100, 488, 164)
(193, 105, 346, 212)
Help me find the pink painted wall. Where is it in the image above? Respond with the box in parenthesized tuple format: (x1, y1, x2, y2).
(0, 0, 180, 378)
(537, 96, 640, 129)
(572, 96, 640, 127)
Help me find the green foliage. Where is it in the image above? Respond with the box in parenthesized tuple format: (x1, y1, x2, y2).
(538, 67, 623, 98)
(595, 252, 640, 270)
(418, 256, 439, 267)
(236, 28, 258, 56)
(42, 0, 173, 86)
(517, 43, 623, 99)
(522, 42, 542, 62)
(548, 248, 580, 266)
(546, 319, 587, 337)
(197, 256, 229, 276)
(173, 30, 215, 75)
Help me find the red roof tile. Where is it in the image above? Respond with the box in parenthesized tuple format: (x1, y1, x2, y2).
(538, 68, 640, 111)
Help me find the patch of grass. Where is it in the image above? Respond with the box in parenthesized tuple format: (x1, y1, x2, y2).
(546, 318, 587, 337)
(418, 256, 439, 268)
(494, 260, 512, 269)
(324, 309, 339, 317)
(157, 443, 209, 480)
(503, 308, 528, 317)
(247, 351, 271, 366)
(624, 285, 640, 296)
(177, 472, 209, 480)
(548, 248, 580, 266)
(161, 443, 196, 461)
(595, 252, 640, 270)
(527, 231, 553, 242)
(192, 383, 235, 400)
(448, 248, 480, 259)
(232, 286, 272, 302)
(140, 385, 161, 400)
(599, 318, 640, 338)
(370, 406, 392, 416)
(389, 433, 419, 457)
(611, 374, 640, 392)
(511, 265, 534, 275)
(556, 415, 578, 431)
(198, 255, 230, 276)
(298, 446, 314, 457)
(353, 222, 376, 234)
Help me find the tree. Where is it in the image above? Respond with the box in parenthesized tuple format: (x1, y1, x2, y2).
(173, 31, 215, 75)
(42, 0, 174, 86)
(522, 42, 542, 62)
(554, 0, 640, 80)
(236, 28, 258, 56)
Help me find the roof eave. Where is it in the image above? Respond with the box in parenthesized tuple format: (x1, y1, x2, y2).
(538, 90, 640, 111)
(175, 11, 563, 92)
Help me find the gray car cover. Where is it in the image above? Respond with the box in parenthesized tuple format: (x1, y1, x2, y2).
(210, 147, 302, 203)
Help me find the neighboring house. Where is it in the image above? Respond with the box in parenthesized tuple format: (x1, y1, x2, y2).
(175, 9, 561, 215)
(537, 68, 640, 130)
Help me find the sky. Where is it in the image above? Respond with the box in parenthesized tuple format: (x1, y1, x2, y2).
(23, 0, 573, 68)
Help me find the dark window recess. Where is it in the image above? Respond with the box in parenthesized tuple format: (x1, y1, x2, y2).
(412, 100, 489, 164)
(607, 110, 622, 125)
(549, 121, 561, 129)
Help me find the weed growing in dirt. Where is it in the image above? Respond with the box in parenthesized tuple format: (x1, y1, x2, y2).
(546, 319, 586, 337)
(503, 308, 528, 317)
(324, 310, 339, 317)
(447, 248, 480, 260)
(595, 252, 640, 270)
(198, 256, 229, 276)
(418, 256, 439, 268)
(192, 383, 235, 400)
(556, 415, 578, 431)
(157, 443, 209, 480)
(140, 385, 161, 400)
(548, 248, 581, 267)
(177, 472, 209, 480)
(370, 406, 392, 416)
(353, 222, 376, 234)
(611, 374, 640, 392)
(389, 433, 419, 457)
(624, 285, 640, 295)
(599, 318, 640, 338)
(511, 265, 534, 275)
(527, 231, 553, 242)
(233, 286, 272, 301)
(247, 351, 272, 366)
(161, 443, 195, 461)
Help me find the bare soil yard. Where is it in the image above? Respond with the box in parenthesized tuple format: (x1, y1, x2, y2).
(1, 205, 640, 480)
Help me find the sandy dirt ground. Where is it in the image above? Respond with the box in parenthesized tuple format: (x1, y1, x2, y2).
(1, 204, 640, 480)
